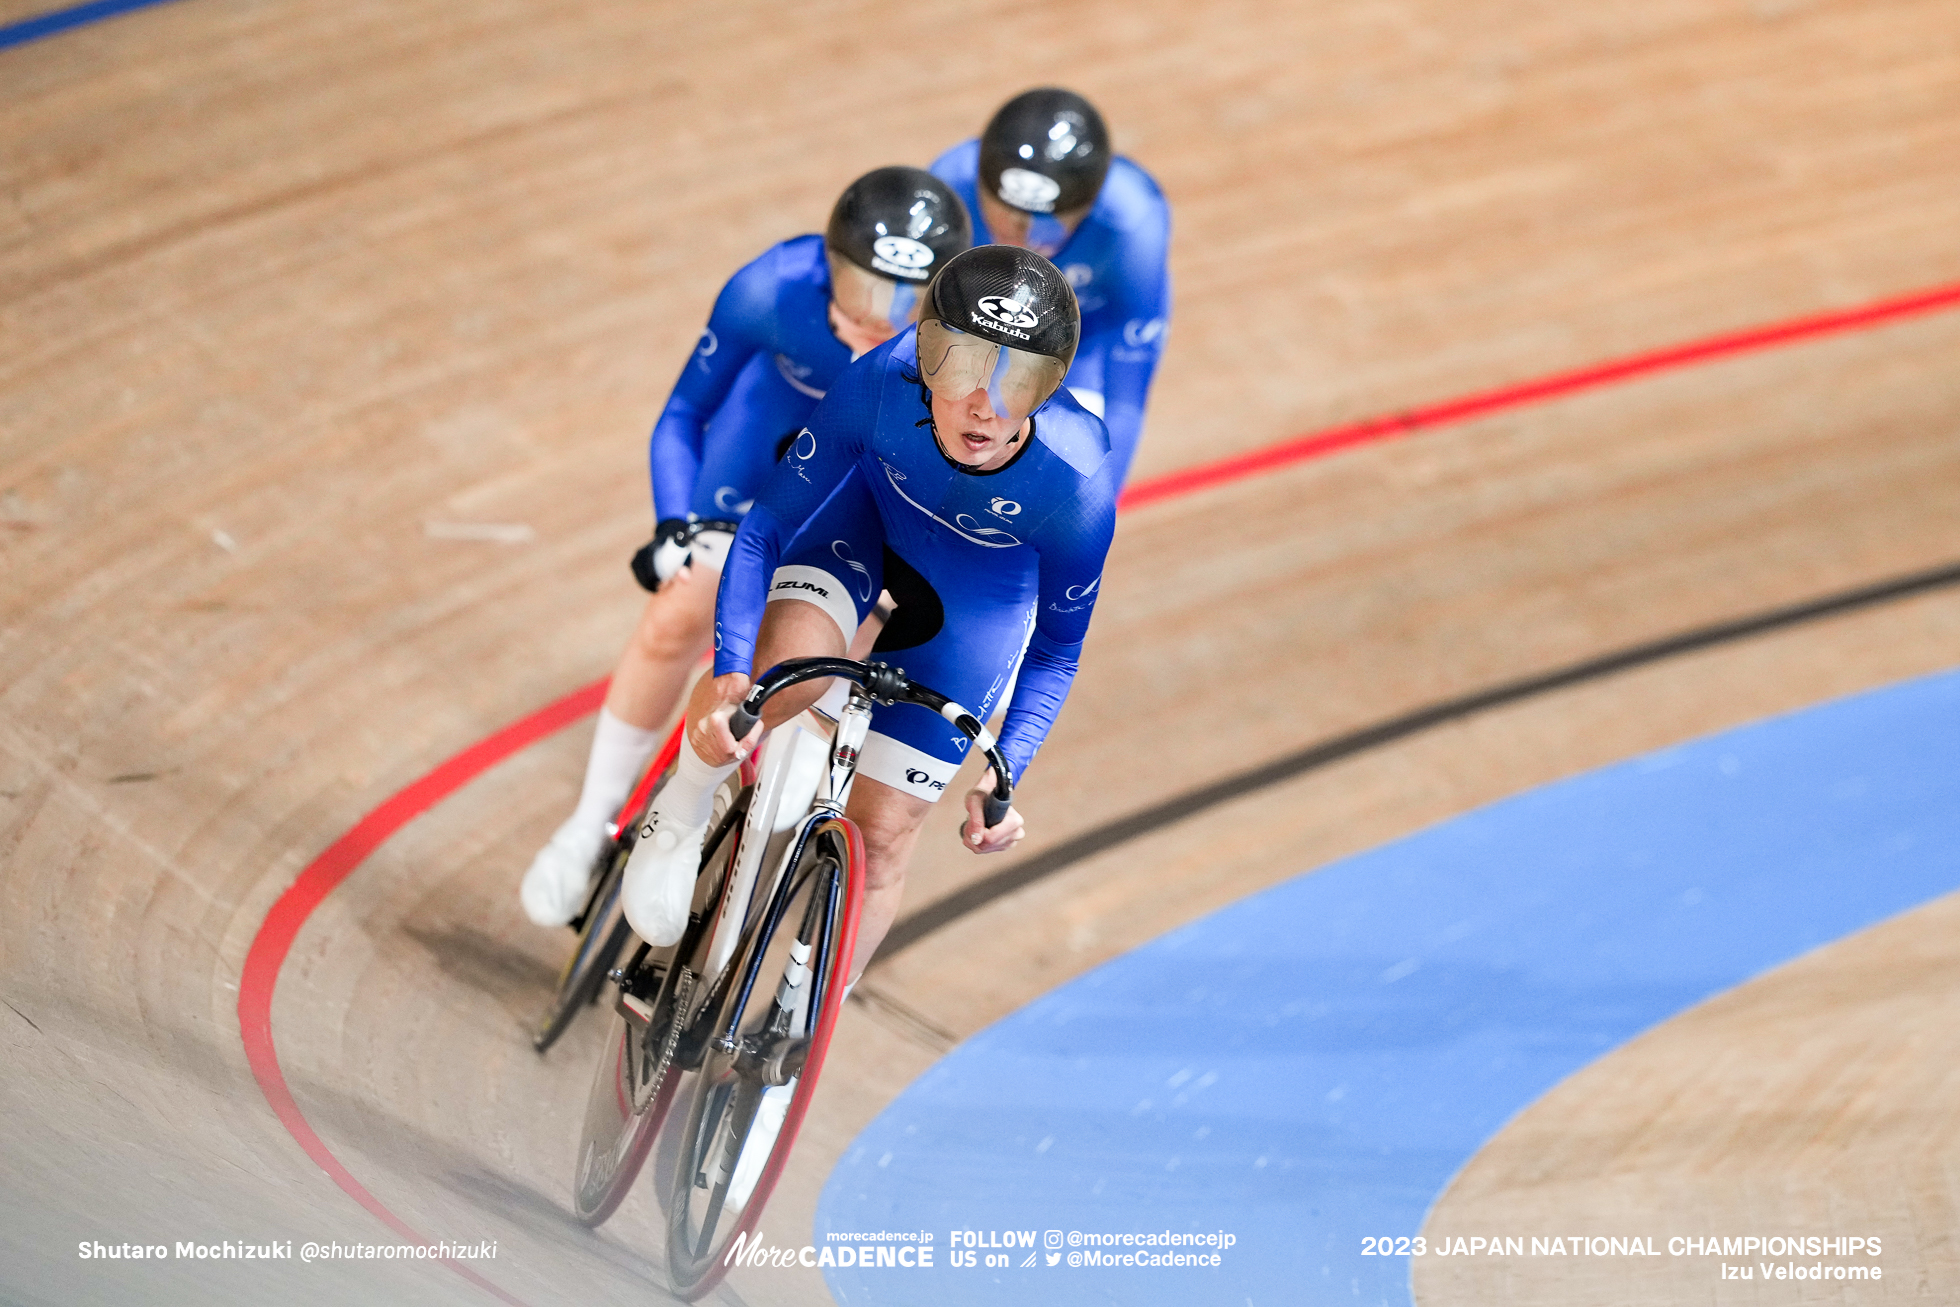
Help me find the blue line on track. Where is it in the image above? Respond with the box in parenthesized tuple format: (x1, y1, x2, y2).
(0, 0, 184, 51)
(818, 667, 1960, 1304)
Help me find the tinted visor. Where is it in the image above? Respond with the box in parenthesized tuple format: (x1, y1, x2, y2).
(915, 317, 1069, 424)
(828, 254, 926, 337)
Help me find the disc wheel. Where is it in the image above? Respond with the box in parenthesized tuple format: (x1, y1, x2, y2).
(569, 798, 745, 1227)
(665, 818, 864, 1299)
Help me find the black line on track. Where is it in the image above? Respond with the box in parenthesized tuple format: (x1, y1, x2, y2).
(874, 557, 1960, 964)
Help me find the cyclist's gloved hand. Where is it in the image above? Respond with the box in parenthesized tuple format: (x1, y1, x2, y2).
(630, 518, 693, 592)
(960, 769, 1025, 855)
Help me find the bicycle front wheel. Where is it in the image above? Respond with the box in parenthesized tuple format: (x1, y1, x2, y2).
(664, 817, 865, 1299)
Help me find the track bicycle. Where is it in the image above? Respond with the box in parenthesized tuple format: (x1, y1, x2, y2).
(529, 724, 687, 1054)
(567, 656, 1014, 1300)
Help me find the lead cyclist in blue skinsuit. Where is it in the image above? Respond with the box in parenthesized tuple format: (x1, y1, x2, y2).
(520, 167, 970, 927)
(932, 87, 1170, 486)
(620, 245, 1117, 978)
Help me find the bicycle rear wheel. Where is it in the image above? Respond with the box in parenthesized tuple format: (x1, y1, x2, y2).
(664, 817, 865, 1299)
(531, 838, 635, 1054)
(533, 726, 684, 1053)
(570, 795, 746, 1226)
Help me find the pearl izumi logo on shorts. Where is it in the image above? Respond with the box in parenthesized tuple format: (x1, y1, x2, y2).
(904, 769, 947, 792)
(998, 167, 1062, 213)
(871, 236, 936, 280)
(773, 579, 831, 599)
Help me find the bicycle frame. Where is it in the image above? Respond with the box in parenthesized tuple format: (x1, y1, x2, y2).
(689, 685, 874, 1065)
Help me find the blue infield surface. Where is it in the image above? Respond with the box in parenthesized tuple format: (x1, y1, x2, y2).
(816, 667, 1960, 1305)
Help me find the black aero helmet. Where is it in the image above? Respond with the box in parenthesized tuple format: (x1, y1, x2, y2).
(978, 88, 1111, 216)
(825, 166, 971, 333)
(916, 244, 1079, 422)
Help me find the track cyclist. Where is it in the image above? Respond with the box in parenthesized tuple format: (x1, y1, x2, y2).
(519, 167, 970, 928)
(932, 87, 1170, 485)
(620, 244, 1117, 976)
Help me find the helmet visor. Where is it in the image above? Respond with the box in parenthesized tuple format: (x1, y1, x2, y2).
(916, 317, 1069, 425)
(828, 254, 926, 338)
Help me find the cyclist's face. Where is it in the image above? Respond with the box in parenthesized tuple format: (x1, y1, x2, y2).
(929, 386, 1030, 470)
(978, 190, 1088, 259)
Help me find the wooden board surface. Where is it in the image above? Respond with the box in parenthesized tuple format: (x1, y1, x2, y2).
(3, 0, 1958, 1303)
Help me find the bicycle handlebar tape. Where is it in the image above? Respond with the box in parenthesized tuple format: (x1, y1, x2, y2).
(728, 705, 760, 742)
(982, 791, 1011, 828)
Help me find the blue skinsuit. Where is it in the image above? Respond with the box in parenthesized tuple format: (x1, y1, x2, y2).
(646, 234, 854, 522)
(715, 329, 1119, 797)
(930, 140, 1171, 485)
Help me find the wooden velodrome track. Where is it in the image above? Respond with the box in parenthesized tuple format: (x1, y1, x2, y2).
(5, 0, 1959, 1302)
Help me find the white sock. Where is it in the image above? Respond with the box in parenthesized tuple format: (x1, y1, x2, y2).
(660, 736, 738, 830)
(572, 709, 662, 829)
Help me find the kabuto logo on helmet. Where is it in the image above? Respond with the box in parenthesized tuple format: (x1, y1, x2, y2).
(976, 293, 1040, 332)
(871, 235, 936, 280)
(997, 167, 1063, 213)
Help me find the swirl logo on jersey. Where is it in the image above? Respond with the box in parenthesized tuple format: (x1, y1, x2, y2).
(871, 235, 936, 281)
(989, 498, 1021, 518)
(880, 461, 1022, 548)
(696, 327, 718, 357)
(1063, 263, 1094, 289)
(976, 294, 1040, 333)
(775, 353, 826, 400)
(831, 540, 874, 602)
(998, 167, 1063, 214)
(791, 429, 817, 462)
(1048, 574, 1102, 614)
(1122, 317, 1168, 349)
(713, 486, 753, 515)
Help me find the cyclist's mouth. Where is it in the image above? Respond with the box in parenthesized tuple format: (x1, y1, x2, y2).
(958, 429, 996, 455)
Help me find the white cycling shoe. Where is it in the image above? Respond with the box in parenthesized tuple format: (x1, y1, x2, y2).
(621, 810, 706, 946)
(519, 816, 609, 927)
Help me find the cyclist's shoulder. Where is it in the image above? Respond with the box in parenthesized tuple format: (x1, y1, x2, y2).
(1027, 392, 1116, 516)
(821, 330, 917, 428)
(928, 139, 980, 186)
(720, 235, 826, 310)
(1084, 158, 1169, 243)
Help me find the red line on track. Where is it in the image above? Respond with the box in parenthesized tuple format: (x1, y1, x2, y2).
(1118, 278, 1960, 510)
(236, 276, 1960, 1302)
(236, 678, 606, 1307)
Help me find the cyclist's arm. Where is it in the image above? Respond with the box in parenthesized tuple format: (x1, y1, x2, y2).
(711, 352, 883, 677)
(1093, 193, 1172, 485)
(993, 458, 1120, 783)
(647, 252, 780, 520)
